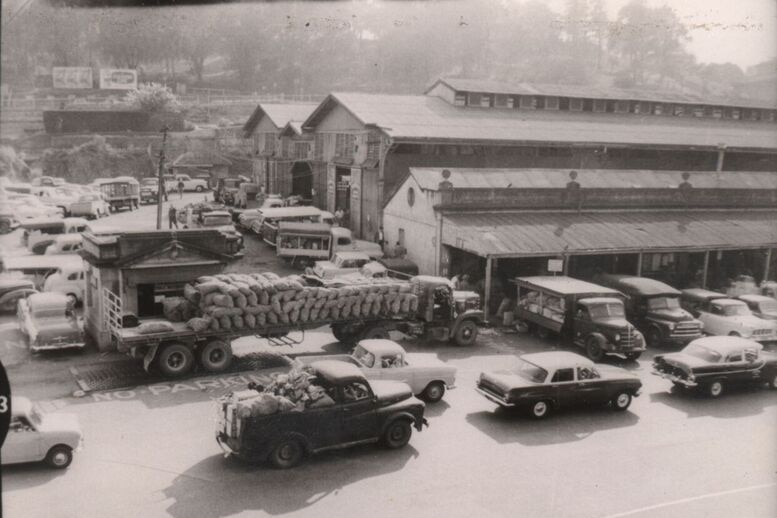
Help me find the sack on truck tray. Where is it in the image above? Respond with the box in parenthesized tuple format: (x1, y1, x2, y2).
(137, 321, 175, 335)
(187, 316, 212, 333)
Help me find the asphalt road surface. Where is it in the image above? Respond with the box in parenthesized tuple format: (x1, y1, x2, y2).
(2, 194, 776, 518)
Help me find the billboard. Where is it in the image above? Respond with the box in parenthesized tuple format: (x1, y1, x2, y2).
(99, 68, 138, 90)
(52, 67, 93, 89)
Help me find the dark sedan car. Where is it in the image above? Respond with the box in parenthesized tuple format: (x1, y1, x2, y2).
(476, 351, 642, 419)
(652, 336, 777, 398)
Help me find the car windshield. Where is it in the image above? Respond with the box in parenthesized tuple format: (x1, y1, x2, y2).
(29, 404, 44, 427)
(683, 344, 722, 363)
(721, 304, 751, 317)
(588, 303, 625, 319)
(758, 301, 777, 313)
(353, 345, 375, 368)
(647, 297, 680, 311)
(512, 358, 548, 383)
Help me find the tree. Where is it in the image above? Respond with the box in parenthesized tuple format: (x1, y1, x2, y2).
(125, 83, 181, 112)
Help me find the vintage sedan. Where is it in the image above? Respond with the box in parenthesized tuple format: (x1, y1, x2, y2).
(476, 351, 642, 418)
(652, 336, 777, 397)
(0, 277, 37, 313)
(296, 339, 456, 402)
(18, 292, 85, 352)
(1, 397, 83, 469)
(737, 294, 777, 322)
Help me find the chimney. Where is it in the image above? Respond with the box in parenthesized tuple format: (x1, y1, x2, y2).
(438, 169, 454, 205)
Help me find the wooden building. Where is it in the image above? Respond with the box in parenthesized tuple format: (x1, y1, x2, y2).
(383, 168, 777, 318)
(301, 78, 777, 240)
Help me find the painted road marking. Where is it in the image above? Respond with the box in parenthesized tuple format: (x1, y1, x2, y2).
(599, 482, 777, 518)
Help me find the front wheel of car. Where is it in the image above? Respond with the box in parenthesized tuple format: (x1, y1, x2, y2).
(195, 186, 204, 192)
(707, 380, 724, 398)
(382, 419, 412, 449)
(612, 391, 632, 411)
(45, 445, 73, 469)
(529, 400, 552, 419)
(421, 381, 445, 403)
(269, 438, 304, 469)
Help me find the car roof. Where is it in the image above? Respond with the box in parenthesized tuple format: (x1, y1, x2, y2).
(579, 297, 623, 306)
(516, 276, 620, 296)
(738, 294, 775, 304)
(335, 251, 371, 260)
(0, 278, 35, 290)
(688, 336, 763, 354)
(681, 288, 727, 300)
(522, 351, 594, 370)
(28, 292, 69, 309)
(53, 234, 83, 244)
(11, 396, 32, 418)
(311, 360, 368, 384)
(20, 217, 65, 228)
(358, 339, 405, 356)
(710, 298, 746, 306)
(596, 274, 680, 296)
(203, 211, 231, 217)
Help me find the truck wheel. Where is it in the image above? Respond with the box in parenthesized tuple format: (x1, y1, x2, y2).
(199, 340, 233, 373)
(707, 381, 724, 398)
(157, 343, 195, 377)
(585, 337, 604, 362)
(453, 320, 478, 346)
(421, 381, 445, 403)
(331, 324, 359, 343)
(269, 438, 304, 469)
(195, 185, 204, 192)
(612, 391, 632, 411)
(625, 352, 642, 361)
(361, 325, 389, 340)
(536, 326, 550, 340)
(646, 326, 663, 348)
(529, 400, 552, 419)
(382, 419, 412, 449)
(768, 373, 777, 390)
(45, 445, 73, 469)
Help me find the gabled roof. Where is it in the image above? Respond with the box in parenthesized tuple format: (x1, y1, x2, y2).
(428, 77, 777, 110)
(302, 93, 777, 151)
(242, 102, 318, 137)
(407, 168, 777, 192)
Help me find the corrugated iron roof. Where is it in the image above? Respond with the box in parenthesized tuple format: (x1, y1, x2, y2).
(441, 210, 777, 258)
(409, 168, 777, 191)
(243, 102, 318, 136)
(430, 77, 777, 110)
(307, 93, 777, 151)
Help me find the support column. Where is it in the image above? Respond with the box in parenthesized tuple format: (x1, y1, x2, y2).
(484, 256, 493, 322)
(764, 248, 772, 282)
(716, 145, 726, 171)
(434, 211, 443, 276)
(701, 251, 710, 288)
(636, 252, 643, 277)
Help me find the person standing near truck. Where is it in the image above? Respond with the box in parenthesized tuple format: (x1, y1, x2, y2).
(168, 204, 178, 229)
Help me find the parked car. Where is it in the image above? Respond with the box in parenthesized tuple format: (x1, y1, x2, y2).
(0, 277, 37, 312)
(652, 336, 777, 397)
(21, 217, 88, 253)
(476, 351, 642, 418)
(215, 360, 427, 468)
(214, 176, 251, 205)
(18, 292, 85, 352)
(140, 178, 160, 204)
(680, 289, 777, 342)
(306, 251, 374, 280)
(1, 396, 83, 469)
(45, 234, 83, 255)
(31, 176, 66, 187)
(737, 294, 777, 321)
(35, 186, 81, 215)
(68, 193, 111, 219)
(4, 195, 65, 220)
(0, 208, 19, 234)
(296, 339, 457, 402)
(42, 261, 86, 305)
(164, 173, 209, 193)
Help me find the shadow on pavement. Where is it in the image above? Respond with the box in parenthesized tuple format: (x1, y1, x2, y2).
(649, 384, 777, 419)
(465, 405, 639, 446)
(423, 399, 451, 418)
(163, 445, 419, 518)
(1, 461, 72, 490)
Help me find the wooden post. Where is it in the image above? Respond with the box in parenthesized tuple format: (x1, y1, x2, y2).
(701, 251, 710, 288)
(636, 252, 643, 277)
(484, 256, 493, 322)
(155, 126, 169, 230)
(764, 248, 772, 282)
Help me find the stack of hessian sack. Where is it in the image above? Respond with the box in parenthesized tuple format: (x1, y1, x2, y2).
(181, 272, 419, 332)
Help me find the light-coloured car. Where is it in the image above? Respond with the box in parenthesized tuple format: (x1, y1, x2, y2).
(4, 194, 64, 220)
(44, 234, 84, 255)
(737, 294, 777, 322)
(42, 262, 86, 304)
(18, 292, 85, 352)
(695, 298, 777, 342)
(164, 174, 208, 193)
(296, 339, 457, 402)
(1, 397, 83, 469)
(308, 251, 373, 280)
(35, 186, 82, 215)
(68, 193, 111, 219)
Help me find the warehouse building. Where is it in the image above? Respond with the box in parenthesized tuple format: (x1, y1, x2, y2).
(382, 167, 777, 317)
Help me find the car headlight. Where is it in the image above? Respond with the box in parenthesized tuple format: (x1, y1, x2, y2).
(668, 322, 676, 331)
(614, 333, 621, 342)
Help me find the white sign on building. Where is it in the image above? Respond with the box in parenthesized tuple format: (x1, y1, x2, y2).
(99, 69, 138, 90)
(52, 67, 93, 89)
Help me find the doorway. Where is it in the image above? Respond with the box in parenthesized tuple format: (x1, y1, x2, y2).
(291, 161, 313, 201)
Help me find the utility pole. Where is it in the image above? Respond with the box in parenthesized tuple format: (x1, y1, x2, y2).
(156, 125, 170, 229)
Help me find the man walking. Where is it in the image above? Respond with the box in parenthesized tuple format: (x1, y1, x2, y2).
(168, 204, 178, 229)
(177, 179, 185, 199)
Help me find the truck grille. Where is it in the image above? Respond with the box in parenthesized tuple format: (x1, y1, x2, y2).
(672, 322, 702, 336)
(620, 327, 638, 347)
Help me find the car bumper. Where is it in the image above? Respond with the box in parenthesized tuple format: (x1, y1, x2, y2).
(651, 370, 697, 387)
(666, 333, 703, 345)
(30, 341, 85, 352)
(475, 386, 515, 407)
(216, 433, 234, 457)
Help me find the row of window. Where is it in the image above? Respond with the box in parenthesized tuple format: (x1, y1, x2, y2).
(453, 92, 777, 122)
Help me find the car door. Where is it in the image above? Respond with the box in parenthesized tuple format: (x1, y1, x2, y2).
(698, 302, 725, 335)
(725, 349, 763, 385)
(2, 417, 42, 464)
(549, 368, 578, 408)
(573, 367, 609, 404)
(339, 381, 379, 444)
(378, 355, 416, 392)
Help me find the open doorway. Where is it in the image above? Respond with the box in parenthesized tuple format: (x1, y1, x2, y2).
(291, 161, 313, 202)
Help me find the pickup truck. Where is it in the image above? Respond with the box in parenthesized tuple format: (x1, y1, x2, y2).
(18, 292, 85, 352)
(680, 289, 777, 343)
(296, 339, 457, 402)
(164, 174, 209, 193)
(215, 360, 427, 468)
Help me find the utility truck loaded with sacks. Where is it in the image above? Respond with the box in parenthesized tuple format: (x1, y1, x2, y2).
(103, 272, 483, 378)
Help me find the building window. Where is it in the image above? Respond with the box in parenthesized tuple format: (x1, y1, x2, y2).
(264, 133, 276, 154)
(467, 92, 482, 106)
(335, 133, 355, 158)
(673, 105, 684, 117)
(314, 134, 324, 159)
(569, 98, 583, 111)
(593, 99, 607, 112)
(614, 100, 629, 113)
(712, 107, 723, 119)
(731, 108, 741, 120)
(494, 94, 513, 108)
(281, 137, 290, 157)
(653, 104, 663, 115)
(454, 92, 466, 106)
(366, 134, 381, 160)
(519, 96, 536, 109)
(407, 187, 415, 207)
(480, 94, 492, 108)
(293, 142, 309, 160)
(545, 96, 559, 110)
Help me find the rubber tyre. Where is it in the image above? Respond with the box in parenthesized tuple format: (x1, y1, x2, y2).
(612, 391, 632, 411)
(269, 438, 304, 469)
(646, 326, 663, 348)
(421, 381, 445, 403)
(331, 324, 359, 343)
(0, 220, 11, 234)
(157, 343, 195, 378)
(382, 420, 412, 449)
(66, 293, 78, 307)
(195, 186, 204, 192)
(707, 380, 724, 398)
(361, 325, 390, 340)
(625, 352, 642, 361)
(199, 340, 233, 373)
(585, 337, 604, 362)
(536, 326, 550, 340)
(728, 331, 741, 337)
(529, 400, 551, 419)
(45, 445, 73, 469)
(453, 320, 478, 346)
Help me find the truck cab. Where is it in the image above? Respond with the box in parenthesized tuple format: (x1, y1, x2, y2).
(594, 274, 703, 347)
(681, 289, 777, 342)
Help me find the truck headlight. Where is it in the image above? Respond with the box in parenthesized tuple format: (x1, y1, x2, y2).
(668, 322, 675, 331)
(614, 333, 621, 342)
